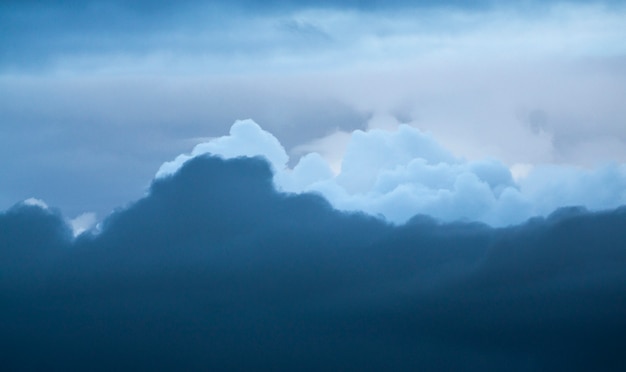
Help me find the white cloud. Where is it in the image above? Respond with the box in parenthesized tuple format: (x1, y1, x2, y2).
(69, 212, 98, 237)
(158, 120, 626, 227)
(156, 119, 288, 178)
(335, 124, 458, 193)
(3, 1, 626, 231)
(518, 164, 626, 216)
(275, 153, 334, 193)
(291, 130, 352, 175)
(510, 163, 534, 182)
(23, 198, 49, 209)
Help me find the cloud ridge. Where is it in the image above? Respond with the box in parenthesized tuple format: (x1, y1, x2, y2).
(157, 119, 626, 227)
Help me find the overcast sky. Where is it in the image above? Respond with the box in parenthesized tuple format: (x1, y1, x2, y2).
(3, 1, 626, 369)
(1, 0, 625, 223)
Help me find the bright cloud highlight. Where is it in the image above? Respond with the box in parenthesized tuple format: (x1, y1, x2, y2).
(157, 119, 626, 226)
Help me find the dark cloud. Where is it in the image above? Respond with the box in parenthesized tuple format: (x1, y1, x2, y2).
(2, 155, 626, 370)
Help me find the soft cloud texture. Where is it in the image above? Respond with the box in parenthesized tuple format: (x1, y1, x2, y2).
(1, 1, 625, 218)
(69, 212, 97, 236)
(158, 119, 626, 226)
(2, 0, 624, 73)
(2, 155, 626, 370)
(22, 197, 49, 209)
(2, 1, 625, 368)
(157, 119, 288, 177)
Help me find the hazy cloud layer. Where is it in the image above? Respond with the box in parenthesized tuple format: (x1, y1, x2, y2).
(2, 1, 624, 73)
(2, 154, 626, 370)
(158, 120, 626, 226)
(1, 1, 625, 217)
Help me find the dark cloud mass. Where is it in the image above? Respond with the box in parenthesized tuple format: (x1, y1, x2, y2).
(2, 155, 626, 370)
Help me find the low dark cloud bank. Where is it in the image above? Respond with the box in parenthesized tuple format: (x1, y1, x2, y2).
(2, 155, 626, 370)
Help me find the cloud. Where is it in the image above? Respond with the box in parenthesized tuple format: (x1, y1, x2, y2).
(156, 119, 288, 177)
(22, 197, 49, 209)
(2, 154, 626, 370)
(69, 212, 97, 237)
(157, 120, 626, 227)
(0, 201, 71, 262)
(2, 0, 625, 220)
(2, 0, 624, 74)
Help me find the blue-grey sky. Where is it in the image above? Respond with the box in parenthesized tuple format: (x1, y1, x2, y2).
(2, 2, 626, 369)
(1, 0, 626, 222)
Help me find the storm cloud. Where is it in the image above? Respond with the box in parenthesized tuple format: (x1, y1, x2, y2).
(2, 154, 626, 370)
(2, 1, 626, 369)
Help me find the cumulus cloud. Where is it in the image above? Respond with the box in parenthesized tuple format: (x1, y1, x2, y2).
(2, 1, 626, 365)
(2, 154, 626, 370)
(2, 1, 625, 219)
(156, 119, 288, 177)
(157, 120, 626, 226)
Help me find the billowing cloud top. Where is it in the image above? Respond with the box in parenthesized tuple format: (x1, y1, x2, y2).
(2, 153, 626, 370)
(2, 1, 626, 367)
(2, 0, 625, 220)
(156, 119, 626, 227)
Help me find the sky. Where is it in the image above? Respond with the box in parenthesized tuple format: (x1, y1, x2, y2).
(2, 0, 626, 223)
(2, 0, 626, 369)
